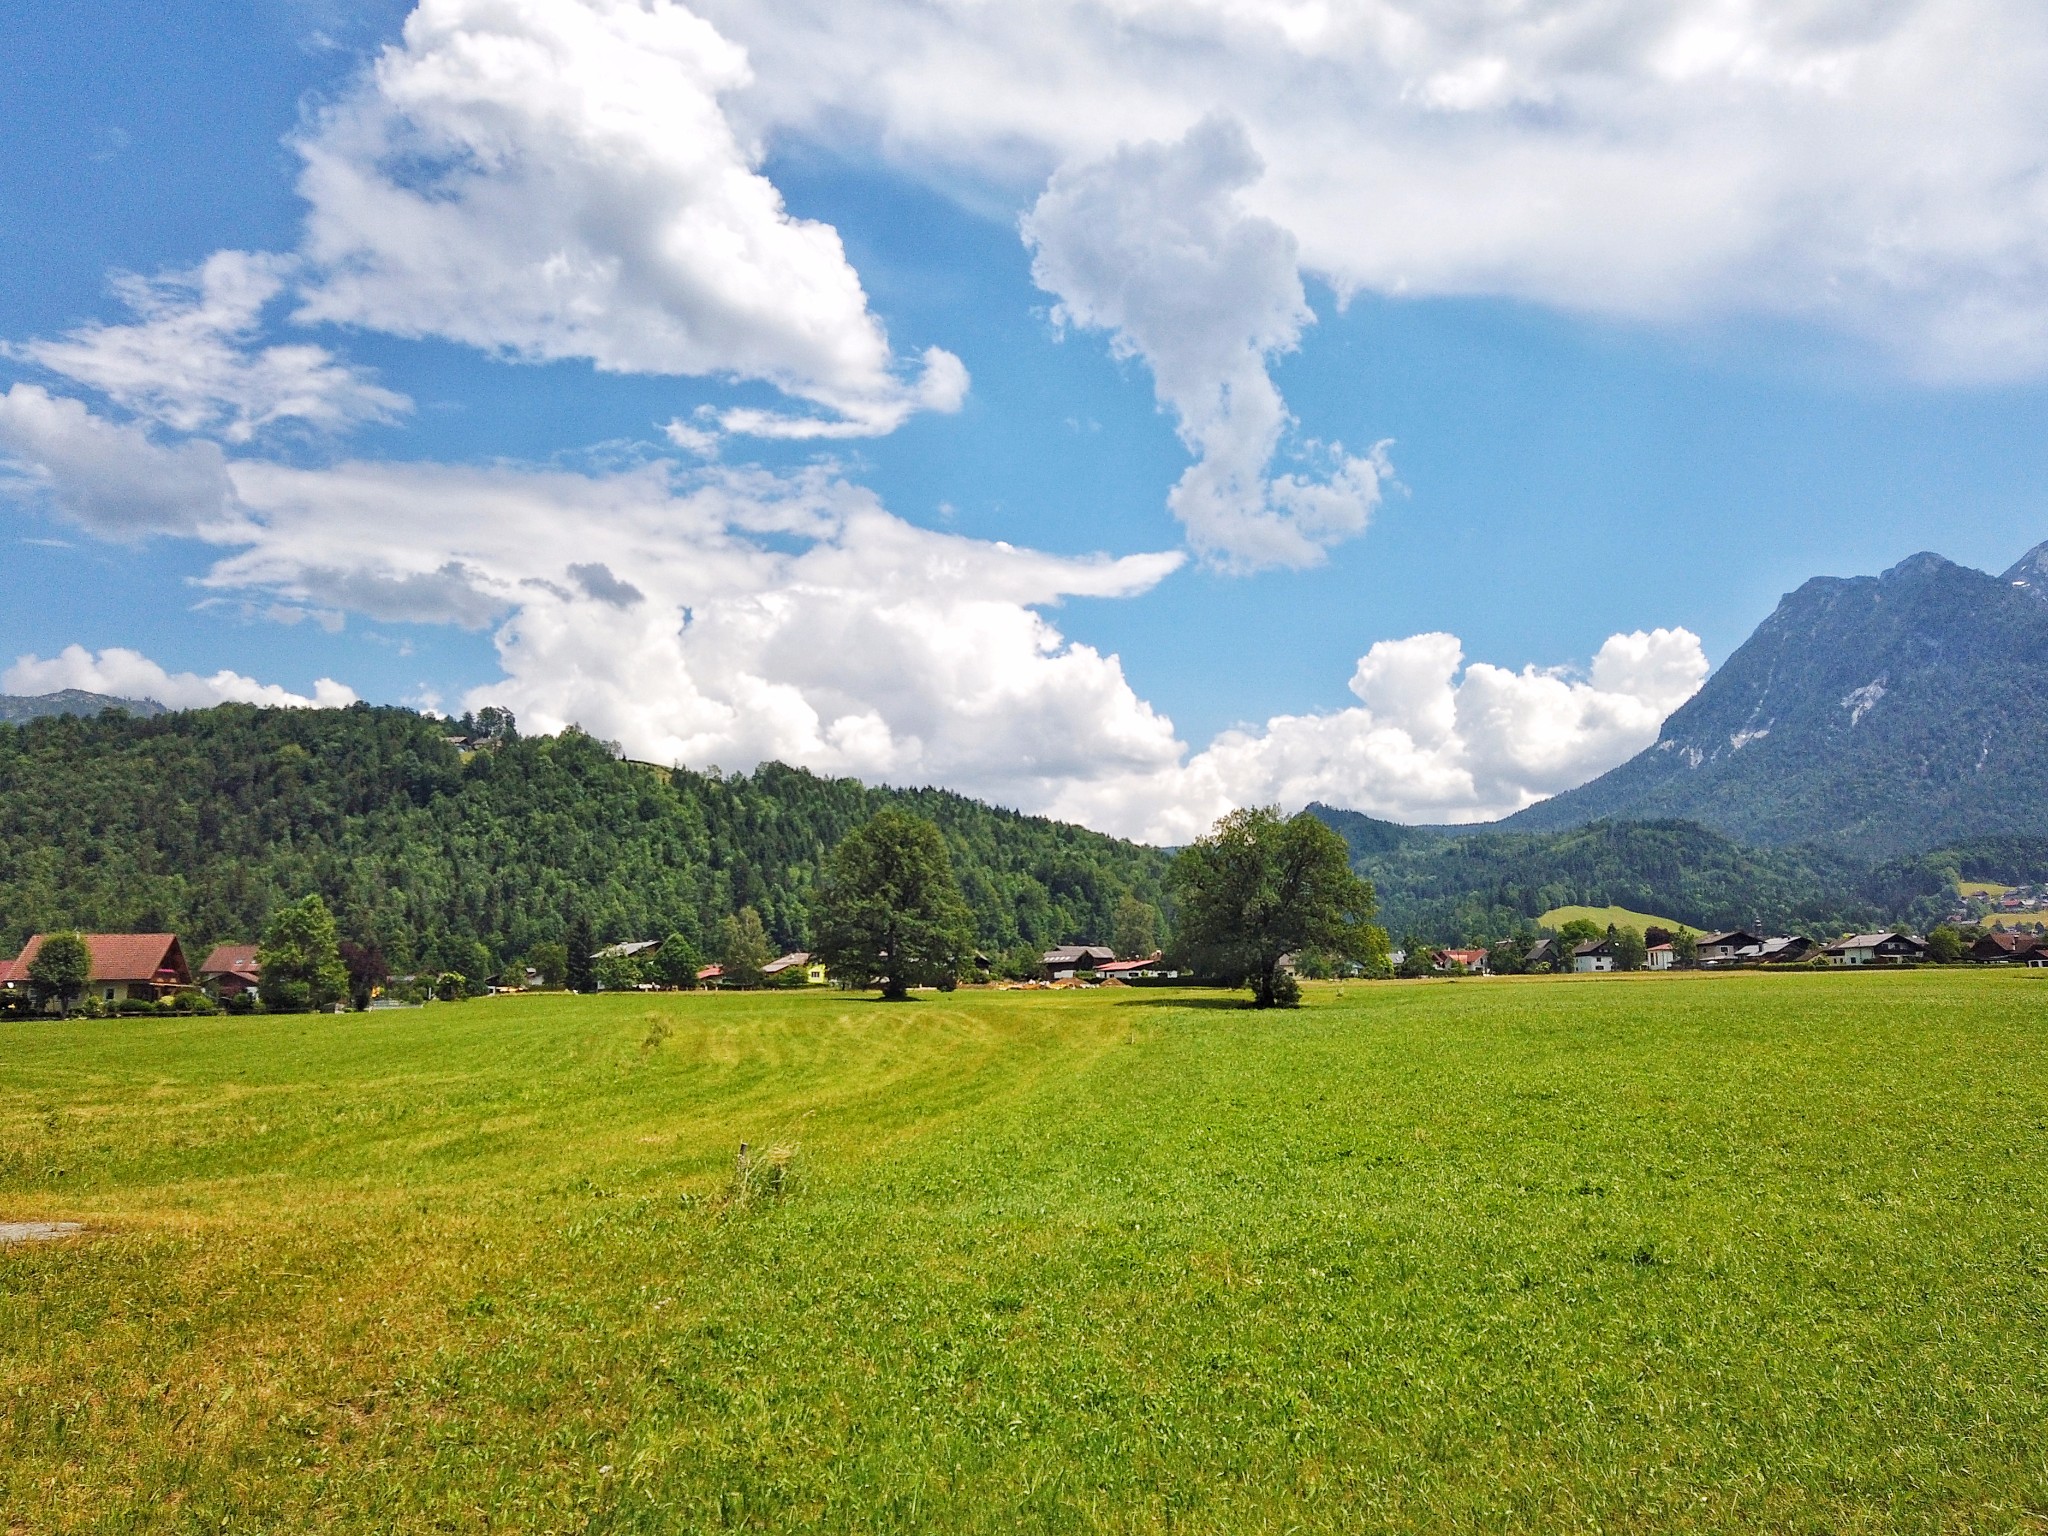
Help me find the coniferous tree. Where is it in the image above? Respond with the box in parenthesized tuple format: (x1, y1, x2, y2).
(717, 907, 774, 989)
(565, 914, 597, 994)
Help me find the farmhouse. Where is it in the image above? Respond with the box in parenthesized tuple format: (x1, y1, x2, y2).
(1824, 932, 1929, 966)
(1696, 929, 1765, 964)
(3, 933, 195, 1004)
(762, 951, 828, 984)
(1041, 945, 1116, 980)
(1433, 947, 1490, 974)
(1759, 935, 1820, 964)
(1573, 938, 1617, 972)
(199, 943, 261, 999)
(1969, 930, 2044, 963)
(1096, 951, 1174, 980)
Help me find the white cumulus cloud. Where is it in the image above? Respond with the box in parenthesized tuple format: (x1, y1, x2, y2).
(0, 384, 246, 538)
(1024, 115, 1387, 570)
(6, 251, 409, 442)
(292, 0, 965, 434)
(700, 0, 2048, 380)
(4, 644, 357, 711)
(1048, 628, 1710, 843)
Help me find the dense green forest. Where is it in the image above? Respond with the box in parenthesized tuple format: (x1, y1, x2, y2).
(1310, 805, 2048, 941)
(0, 705, 1170, 974)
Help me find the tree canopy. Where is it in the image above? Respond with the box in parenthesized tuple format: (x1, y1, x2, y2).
(0, 705, 1169, 972)
(815, 810, 977, 1000)
(258, 894, 347, 1013)
(27, 931, 89, 1013)
(1169, 808, 1382, 1008)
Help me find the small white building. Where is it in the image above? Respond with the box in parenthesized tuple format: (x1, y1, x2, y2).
(1574, 939, 1616, 973)
(1645, 942, 1675, 970)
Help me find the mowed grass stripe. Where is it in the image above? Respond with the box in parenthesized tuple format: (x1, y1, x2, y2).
(2, 973, 2045, 1531)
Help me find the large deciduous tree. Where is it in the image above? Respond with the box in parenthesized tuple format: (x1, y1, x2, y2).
(258, 895, 348, 1013)
(1169, 807, 1382, 1008)
(816, 810, 977, 1001)
(28, 932, 91, 1015)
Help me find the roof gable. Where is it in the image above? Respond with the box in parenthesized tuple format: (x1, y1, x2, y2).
(14, 933, 190, 984)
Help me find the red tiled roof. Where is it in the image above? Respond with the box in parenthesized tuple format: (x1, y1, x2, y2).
(13, 933, 191, 984)
(200, 943, 261, 977)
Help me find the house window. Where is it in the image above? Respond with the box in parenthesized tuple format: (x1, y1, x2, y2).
(103, 987, 115, 1000)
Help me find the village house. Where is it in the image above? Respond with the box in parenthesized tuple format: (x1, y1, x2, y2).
(1758, 935, 1820, 964)
(1041, 945, 1116, 980)
(198, 943, 261, 999)
(1433, 947, 1490, 974)
(1696, 929, 1765, 965)
(1824, 932, 1929, 966)
(1, 933, 195, 1005)
(1096, 950, 1174, 980)
(1522, 937, 1560, 970)
(1969, 930, 2045, 963)
(1573, 938, 1617, 972)
(762, 951, 828, 984)
(1646, 942, 1675, 970)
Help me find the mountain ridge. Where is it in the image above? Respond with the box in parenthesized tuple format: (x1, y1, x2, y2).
(1494, 541, 2048, 856)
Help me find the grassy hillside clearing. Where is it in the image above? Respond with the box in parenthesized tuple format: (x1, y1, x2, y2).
(1535, 903, 1686, 934)
(4, 976, 2048, 1532)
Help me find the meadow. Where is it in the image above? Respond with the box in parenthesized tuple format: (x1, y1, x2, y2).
(1534, 903, 1685, 934)
(3, 972, 2046, 1532)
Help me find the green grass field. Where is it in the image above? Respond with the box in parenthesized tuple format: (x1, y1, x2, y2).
(5, 974, 2048, 1532)
(1536, 903, 1685, 934)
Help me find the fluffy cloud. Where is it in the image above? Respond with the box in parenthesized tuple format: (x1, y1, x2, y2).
(202, 453, 1189, 808)
(1024, 116, 1386, 570)
(3, 644, 357, 711)
(0, 382, 1703, 833)
(0, 384, 245, 538)
(1049, 628, 1710, 843)
(293, 0, 965, 433)
(701, 0, 2048, 379)
(6, 251, 408, 442)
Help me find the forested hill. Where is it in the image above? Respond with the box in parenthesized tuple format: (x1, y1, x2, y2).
(1308, 803, 2048, 941)
(0, 704, 1169, 975)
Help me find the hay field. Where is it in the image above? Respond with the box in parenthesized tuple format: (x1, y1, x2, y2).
(4, 974, 2046, 1532)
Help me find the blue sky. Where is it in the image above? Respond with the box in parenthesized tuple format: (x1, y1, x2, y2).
(4, 0, 2047, 840)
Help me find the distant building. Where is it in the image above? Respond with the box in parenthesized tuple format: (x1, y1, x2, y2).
(1645, 942, 1675, 970)
(198, 943, 261, 999)
(1573, 938, 1616, 972)
(593, 940, 661, 962)
(1823, 932, 1928, 966)
(1096, 950, 1174, 980)
(1, 933, 195, 1005)
(1522, 937, 1560, 970)
(1041, 945, 1116, 980)
(762, 951, 827, 985)
(1970, 931, 2043, 963)
(1433, 947, 1490, 974)
(1758, 935, 1819, 964)
(1696, 930, 1765, 965)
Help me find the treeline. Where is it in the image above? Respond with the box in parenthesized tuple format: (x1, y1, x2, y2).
(0, 704, 1170, 975)
(1308, 806, 2039, 943)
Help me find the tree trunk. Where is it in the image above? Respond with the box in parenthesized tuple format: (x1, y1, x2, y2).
(881, 974, 910, 1001)
(1250, 965, 1277, 1008)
